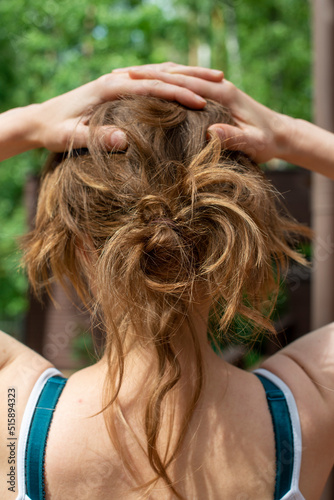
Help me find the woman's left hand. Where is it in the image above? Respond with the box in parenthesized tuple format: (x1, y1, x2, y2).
(32, 71, 211, 152)
(1, 69, 211, 161)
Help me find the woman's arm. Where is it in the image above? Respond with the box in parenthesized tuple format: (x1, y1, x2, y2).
(0, 329, 52, 374)
(0, 70, 213, 161)
(120, 63, 334, 179)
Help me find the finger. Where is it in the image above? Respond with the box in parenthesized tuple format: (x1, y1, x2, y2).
(112, 62, 182, 73)
(208, 124, 252, 153)
(70, 124, 128, 151)
(113, 64, 164, 73)
(128, 69, 223, 102)
(101, 77, 207, 109)
(136, 79, 207, 108)
(166, 66, 223, 82)
(64, 122, 90, 150)
(105, 128, 128, 150)
(114, 63, 224, 81)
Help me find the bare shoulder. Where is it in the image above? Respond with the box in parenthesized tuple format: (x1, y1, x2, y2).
(0, 330, 53, 498)
(261, 323, 334, 497)
(0, 329, 27, 369)
(262, 322, 334, 415)
(0, 329, 53, 383)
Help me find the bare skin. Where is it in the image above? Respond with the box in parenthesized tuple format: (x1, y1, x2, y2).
(0, 64, 334, 499)
(0, 317, 333, 499)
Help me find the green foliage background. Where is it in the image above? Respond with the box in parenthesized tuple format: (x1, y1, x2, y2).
(0, 0, 311, 326)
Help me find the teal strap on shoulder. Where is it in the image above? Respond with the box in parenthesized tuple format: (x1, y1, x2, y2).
(25, 375, 67, 500)
(255, 373, 294, 500)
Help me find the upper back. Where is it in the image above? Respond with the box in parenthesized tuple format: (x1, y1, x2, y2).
(0, 326, 334, 500)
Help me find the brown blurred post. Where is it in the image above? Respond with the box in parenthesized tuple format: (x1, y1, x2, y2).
(312, 0, 334, 498)
(24, 174, 48, 354)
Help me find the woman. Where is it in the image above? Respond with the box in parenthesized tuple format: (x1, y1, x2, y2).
(0, 64, 333, 500)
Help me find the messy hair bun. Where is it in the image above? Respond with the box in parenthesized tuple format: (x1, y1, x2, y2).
(22, 96, 308, 498)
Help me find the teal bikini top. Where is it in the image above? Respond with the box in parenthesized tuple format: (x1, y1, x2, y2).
(24, 370, 301, 500)
(25, 375, 67, 500)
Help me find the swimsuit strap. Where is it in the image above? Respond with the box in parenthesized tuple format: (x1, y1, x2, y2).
(25, 375, 67, 500)
(254, 373, 294, 500)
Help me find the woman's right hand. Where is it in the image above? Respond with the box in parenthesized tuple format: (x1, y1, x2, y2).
(205, 80, 293, 164)
(117, 62, 294, 164)
(123, 63, 334, 179)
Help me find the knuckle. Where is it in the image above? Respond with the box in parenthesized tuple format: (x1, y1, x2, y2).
(60, 126, 73, 149)
(141, 80, 162, 95)
(221, 81, 238, 104)
(225, 81, 237, 97)
(96, 74, 115, 95)
(225, 80, 236, 92)
(150, 80, 162, 89)
(177, 87, 190, 97)
(97, 73, 111, 86)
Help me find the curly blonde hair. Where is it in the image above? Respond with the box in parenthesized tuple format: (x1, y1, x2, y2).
(22, 96, 309, 498)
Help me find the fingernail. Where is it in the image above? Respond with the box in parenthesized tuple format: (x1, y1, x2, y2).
(110, 130, 127, 149)
(212, 70, 223, 77)
(194, 95, 207, 105)
(208, 127, 225, 140)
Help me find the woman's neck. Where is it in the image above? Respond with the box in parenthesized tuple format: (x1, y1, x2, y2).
(93, 299, 229, 403)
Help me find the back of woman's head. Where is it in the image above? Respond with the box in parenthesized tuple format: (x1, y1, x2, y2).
(22, 95, 308, 497)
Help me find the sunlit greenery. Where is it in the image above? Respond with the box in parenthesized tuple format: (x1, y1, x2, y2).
(0, 0, 311, 324)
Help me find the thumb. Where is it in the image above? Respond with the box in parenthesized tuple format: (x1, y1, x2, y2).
(105, 127, 128, 150)
(208, 124, 250, 153)
(68, 125, 128, 152)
